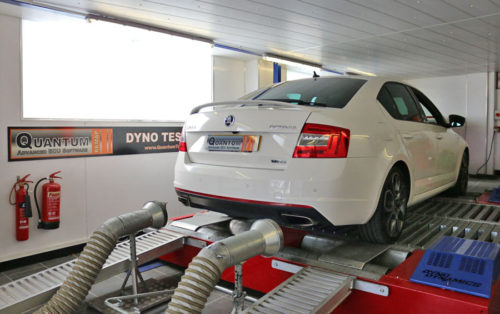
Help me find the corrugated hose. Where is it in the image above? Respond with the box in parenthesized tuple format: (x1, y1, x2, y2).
(166, 219, 283, 314)
(35, 201, 168, 314)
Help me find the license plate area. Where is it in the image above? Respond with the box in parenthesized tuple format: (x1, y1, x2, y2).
(206, 135, 260, 152)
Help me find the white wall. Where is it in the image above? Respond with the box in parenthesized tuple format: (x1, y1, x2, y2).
(258, 59, 274, 88)
(245, 59, 259, 94)
(0, 13, 189, 262)
(407, 73, 489, 174)
(213, 57, 246, 102)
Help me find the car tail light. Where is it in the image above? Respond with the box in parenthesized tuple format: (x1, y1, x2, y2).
(293, 123, 350, 158)
(178, 127, 187, 152)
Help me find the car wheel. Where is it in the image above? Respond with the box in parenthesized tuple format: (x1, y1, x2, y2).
(449, 151, 468, 196)
(359, 167, 409, 244)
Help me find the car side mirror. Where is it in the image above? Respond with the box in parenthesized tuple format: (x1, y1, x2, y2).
(448, 114, 465, 127)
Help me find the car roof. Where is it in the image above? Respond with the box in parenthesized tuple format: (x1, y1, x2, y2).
(283, 75, 397, 85)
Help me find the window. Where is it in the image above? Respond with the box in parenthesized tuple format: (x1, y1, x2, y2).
(420, 105, 436, 124)
(22, 17, 212, 121)
(254, 78, 366, 108)
(377, 87, 400, 118)
(381, 83, 424, 122)
(409, 87, 446, 126)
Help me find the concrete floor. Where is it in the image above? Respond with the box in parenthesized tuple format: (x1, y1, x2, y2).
(2, 175, 500, 313)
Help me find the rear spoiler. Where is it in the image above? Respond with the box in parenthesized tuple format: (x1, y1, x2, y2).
(190, 100, 300, 114)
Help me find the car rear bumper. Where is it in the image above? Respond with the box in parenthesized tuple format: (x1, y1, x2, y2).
(175, 188, 333, 227)
(174, 153, 388, 226)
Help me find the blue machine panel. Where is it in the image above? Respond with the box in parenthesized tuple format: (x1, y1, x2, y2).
(410, 236, 500, 298)
(488, 186, 500, 203)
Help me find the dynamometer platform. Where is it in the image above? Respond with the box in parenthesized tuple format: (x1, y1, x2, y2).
(1, 198, 499, 313)
(162, 199, 500, 314)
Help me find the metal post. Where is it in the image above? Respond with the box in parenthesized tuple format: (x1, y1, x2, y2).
(129, 233, 139, 305)
(231, 263, 245, 314)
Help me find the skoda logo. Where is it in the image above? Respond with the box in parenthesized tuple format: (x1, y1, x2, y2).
(224, 115, 235, 127)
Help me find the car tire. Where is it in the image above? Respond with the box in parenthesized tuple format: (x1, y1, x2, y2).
(449, 151, 468, 196)
(359, 166, 409, 244)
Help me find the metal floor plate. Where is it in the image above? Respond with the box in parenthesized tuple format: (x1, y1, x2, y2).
(318, 241, 388, 270)
(170, 211, 231, 231)
(0, 229, 185, 314)
(394, 199, 500, 250)
(244, 267, 354, 314)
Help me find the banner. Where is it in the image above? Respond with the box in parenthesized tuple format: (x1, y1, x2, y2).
(8, 126, 182, 161)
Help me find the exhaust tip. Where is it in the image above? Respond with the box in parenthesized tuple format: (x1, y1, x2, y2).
(178, 196, 189, 206)
(281, 214, 316, 227)
(251, 219, 284, 257)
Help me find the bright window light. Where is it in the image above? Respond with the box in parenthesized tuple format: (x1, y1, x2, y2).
(22, 17, 212, 121)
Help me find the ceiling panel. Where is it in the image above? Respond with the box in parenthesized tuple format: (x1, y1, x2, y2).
(348, 0, 442, 28)
(441, 0, 500, 17)
(301, 0, 418, 31)
(25, 0, 500, 78)
(395, 0, 471, 22)
(249, 0, 394, 35)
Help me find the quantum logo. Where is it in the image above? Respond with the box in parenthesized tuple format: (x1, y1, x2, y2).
(16, 132, 32, 149)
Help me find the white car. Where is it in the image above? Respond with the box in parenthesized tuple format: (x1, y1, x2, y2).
(174, 77, 468, 243)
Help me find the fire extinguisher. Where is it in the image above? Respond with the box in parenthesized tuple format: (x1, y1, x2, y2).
(35, 171, 62, 229)
(9, 174, 33, 241)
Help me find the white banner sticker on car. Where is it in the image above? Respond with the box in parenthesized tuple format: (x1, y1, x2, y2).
(206, 135, 260, 152)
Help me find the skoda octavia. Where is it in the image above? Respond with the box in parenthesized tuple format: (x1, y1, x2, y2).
(174, 77, 468, 243)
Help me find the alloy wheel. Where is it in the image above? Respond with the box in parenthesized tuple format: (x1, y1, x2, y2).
(382, 172, 407, 238)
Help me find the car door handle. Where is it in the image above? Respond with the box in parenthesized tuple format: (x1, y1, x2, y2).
(436, 135, 443, 140)
(402, 134, 413, 140)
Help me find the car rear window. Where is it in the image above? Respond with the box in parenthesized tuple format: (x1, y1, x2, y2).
(254, 78, 367, 108)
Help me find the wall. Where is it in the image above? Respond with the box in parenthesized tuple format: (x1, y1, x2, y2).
(244, 59, 274, 93)
(0, 13, 191, 262)
(213, 57, 246, 102)
(407, 73, 490, 174)
(258, 59, 274, 88)
(245, 59, 259, 94)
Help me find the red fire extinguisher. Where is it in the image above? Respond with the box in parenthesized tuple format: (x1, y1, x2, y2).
(9, 174, 33, 241)
(35, 171, 62, 229)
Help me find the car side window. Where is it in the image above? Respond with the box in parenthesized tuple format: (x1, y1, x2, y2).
(384, 83, 424, 122)
(420, 105, 436, 124)
(377, 87, 401, 119)
(409, 87, 447, 127)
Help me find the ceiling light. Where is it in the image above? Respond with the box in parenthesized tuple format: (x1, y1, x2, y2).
(86, 14, 213, 44)
(263, 54, 322, 72)
(346, 67, 376, 77)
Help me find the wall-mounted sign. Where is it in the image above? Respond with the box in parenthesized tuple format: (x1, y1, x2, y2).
(8, 126, 182, 161)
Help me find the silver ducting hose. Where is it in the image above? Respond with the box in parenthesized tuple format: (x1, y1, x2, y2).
(166, 219, 283, 314)
(36, 201, 168, 314)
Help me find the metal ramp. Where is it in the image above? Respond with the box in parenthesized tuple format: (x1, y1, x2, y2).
(0, 228, 185, 314)
(244, 267, 354, 314)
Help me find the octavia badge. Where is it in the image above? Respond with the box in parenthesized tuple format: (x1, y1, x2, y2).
(224, 115, 235, 127)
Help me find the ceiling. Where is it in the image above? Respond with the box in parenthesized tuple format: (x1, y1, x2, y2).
(15, 0, 500, 78)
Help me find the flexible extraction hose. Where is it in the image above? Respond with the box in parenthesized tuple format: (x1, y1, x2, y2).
(36, 201, 168, 314)
(166, 219, 283, 314)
